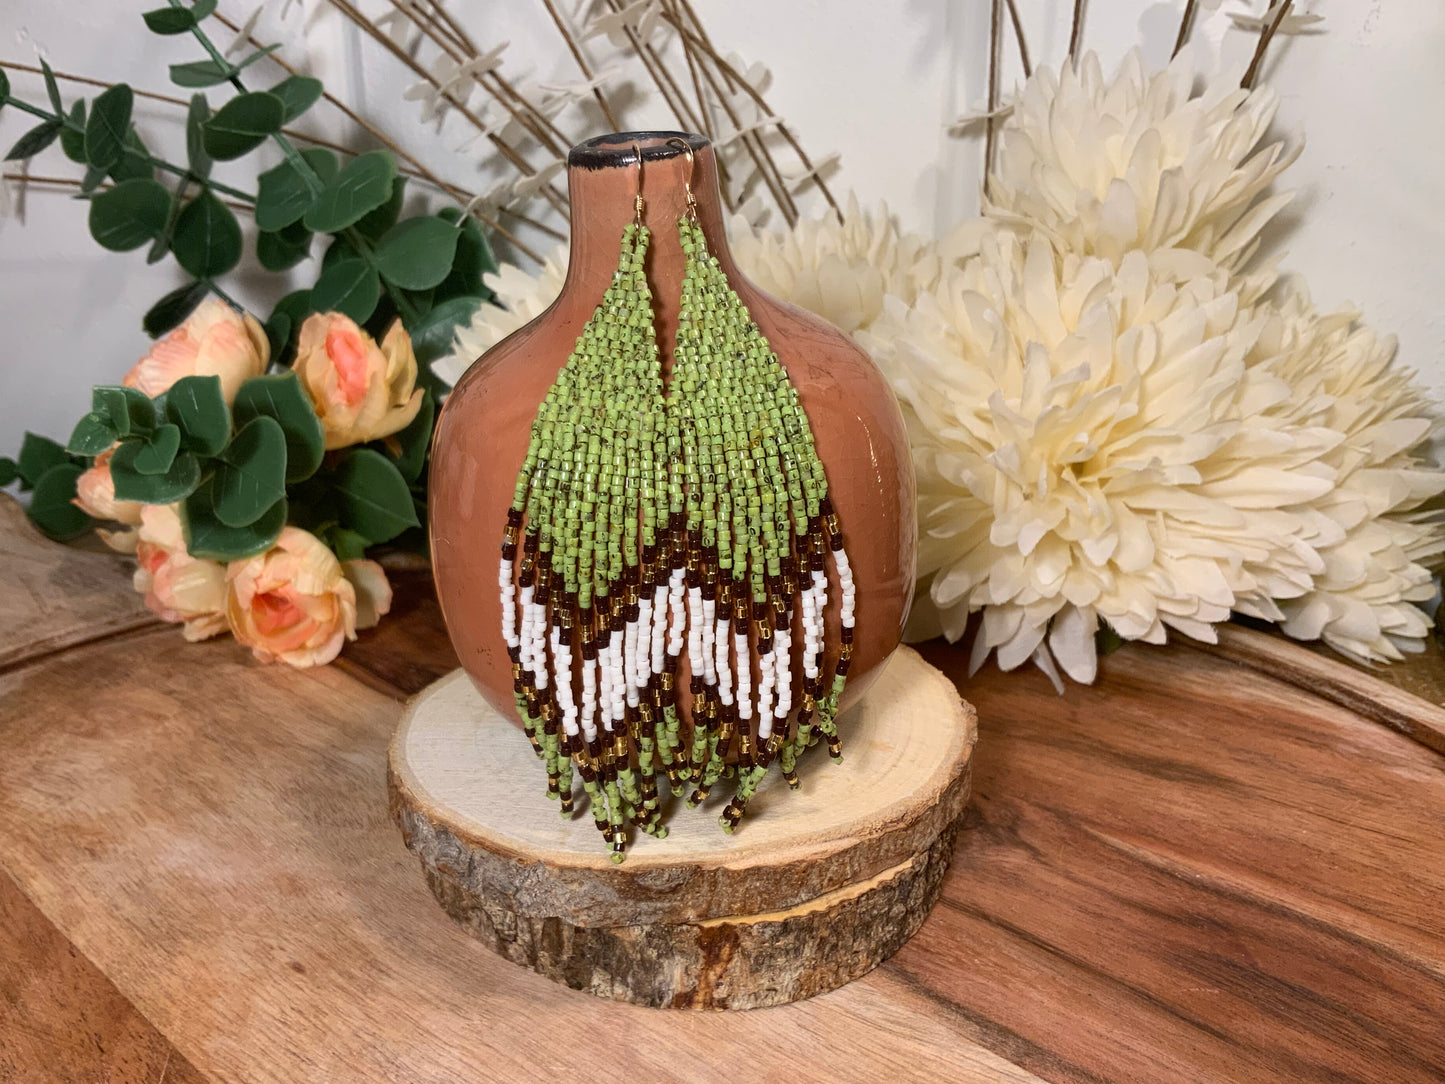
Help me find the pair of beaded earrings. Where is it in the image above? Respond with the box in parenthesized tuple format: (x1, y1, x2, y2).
(498, 140, 855, 861)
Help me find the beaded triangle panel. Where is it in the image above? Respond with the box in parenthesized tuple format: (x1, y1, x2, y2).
(498, 215, 855, 861)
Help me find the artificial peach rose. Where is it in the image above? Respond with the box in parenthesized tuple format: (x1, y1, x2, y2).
(123, 297, 269, 403)
(342, 559, 393, 630)
(225, 527, 359, 667)
(74, 447, 144, 551)
(293, 314, 424, 449)
(132, 504, 228, 641)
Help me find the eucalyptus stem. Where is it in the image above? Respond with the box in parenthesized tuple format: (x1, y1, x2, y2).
(0, 92, 257, 203)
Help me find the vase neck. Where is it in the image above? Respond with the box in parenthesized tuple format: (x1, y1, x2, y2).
(561, 132, 740, 354)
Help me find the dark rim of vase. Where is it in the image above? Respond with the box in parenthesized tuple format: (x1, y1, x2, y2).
(568, 131, 710, 170)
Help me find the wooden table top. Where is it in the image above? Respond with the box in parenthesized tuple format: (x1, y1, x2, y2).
(3, 494, 1444, 1084)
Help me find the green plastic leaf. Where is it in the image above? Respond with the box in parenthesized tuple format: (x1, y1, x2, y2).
(40, 59, 63, 113)
(17, 432, 70, 487)
(59, 100, 87, 163)
(0, 457, 17, 488)
(170, 59, 234, 89)
(132, 423, 181, 475)
(266, 289, 313, 367)
(143, 6, 195, 33)
(263, 311, 291, 363)
(437, 207, 498, 299)
(232, 372, 325, 482)
(326, 527, 369, 563)
(5, 119, 62, 161)
(0, 68, 9, 102)
(270, 75, 323, 122)
(165, 374, 231, 455)
(67, 412, 118, 457)
(84, 83, 133, 170)
(302, 151, 396, 234)
(108, 126, 154, 183)
(88, 178, 170, 251)
(374, 215, 459, 291)
(213, 415, 287, 527)
(321, 233, 357, 271)
(143, 280, 209, 338)
(235, 44, 281, 72)
(300, 146, 338, 184)
(256, 160, 312, 232)
(172, 191, 241, 279)
(203, 91, 284, 161)
(185, 94, 211, 179)
(28, 464, 92, 541)
(408, 294, 484, 368)
(386, 387, 434, 484)
(110, 442, 200, 503)
(93, 386, 156, 437)
(182, 480, 285, 561)
(192, 0, 218, 19)
(256, 219, 312, 271)
(354, 175, 406, 240)
(310, 258, 380, 324)
(332, 447, 420, 544)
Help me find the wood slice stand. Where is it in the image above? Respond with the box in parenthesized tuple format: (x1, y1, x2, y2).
(388, 646, 977, 1010)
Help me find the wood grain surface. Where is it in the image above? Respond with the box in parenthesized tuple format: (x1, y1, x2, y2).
(0, 494, 156, 671)
(3, 512, 1444, 1082)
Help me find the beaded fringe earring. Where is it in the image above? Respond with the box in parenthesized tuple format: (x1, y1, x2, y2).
(664, 184, 855, 836)
(498, 141, 855, 860)
(499, 168, 672, 860)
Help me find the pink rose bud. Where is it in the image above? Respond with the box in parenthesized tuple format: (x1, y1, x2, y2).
(293, 313, 424, 449)
(123, 297, 269, 404)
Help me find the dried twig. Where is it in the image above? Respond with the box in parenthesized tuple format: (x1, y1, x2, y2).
(1242, 0, 1294, 89)
(1004, 0, 1031, 78)
(1172, 0, 1200, 58)
(983, 0, 1002, 201)
(537, 0, 621, 129)
(1068, 0, 1086, 62)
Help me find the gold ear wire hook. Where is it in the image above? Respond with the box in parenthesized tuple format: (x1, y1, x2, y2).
(631, 142, 645, 226)
(666, 137, 698, 222)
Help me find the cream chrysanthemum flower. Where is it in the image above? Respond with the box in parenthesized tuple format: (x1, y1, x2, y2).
(1241, 281, 1445, 661)
(728, 194, 939, 335)
(984, 50, 1299, 303)
(865, 231, 1342, 684)
(432, 244, 569, 386)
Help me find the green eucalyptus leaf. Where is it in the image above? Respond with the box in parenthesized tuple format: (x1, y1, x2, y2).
(28, 464, 92, 541)
(170, 59, 234, 89)
(302, 150, 396, 234)
(332, 446, 420, 544)
(108, 126, 154, 183)
(0, 457, 18, 488)
(93, 385, 156, 437)
(300, 146, 337, 184)
(142, 6, 195, 34)
(185, 94, 211, 180)
(269, 75, 323, 122)
(310, 258, 380, 325)
(5, 119, 62, 161)
(232, 372, 325, 482)
(67, 412, 118, 457)
(79, 164, 108, 194)
(191, 0, 218, 19)
(263, 311, 291, 363)
(143, 280, 209, 338)
(88, 177, 170, 251)
(203, 91, 285, 161)
(59, 100, 87, 163)
(374, 215, 459, 291)
(321, 233, 357, 272)
(165, 373, 231, 455)
(267, 289, 313, 366)
(172, 191, 241, 279)
(386, 387, 434, 484)
(354, 175, 406, 240)
(0, 68, 9, 102)
(407, 294, 484, 367)
(212, 415, 287, 527)
(326, 527, 370, 563)
(84, 83, 133, 170)
(256, 159, 312, 232)
(110, 442, 200, 503)
(40, 59, 63, 113)
(17, 432, 70, 487)
(235, 44, 281, 72)
(182, 481, 284, 561)
(132, 423, 181, 475)
(256, 219, 313, 271)
(437, 207, 498, 300)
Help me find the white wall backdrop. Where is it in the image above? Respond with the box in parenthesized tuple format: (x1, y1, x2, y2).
(1, 0, 1441, 454)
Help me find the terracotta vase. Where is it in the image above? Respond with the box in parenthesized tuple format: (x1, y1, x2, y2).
(430, 132, 916, 731)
